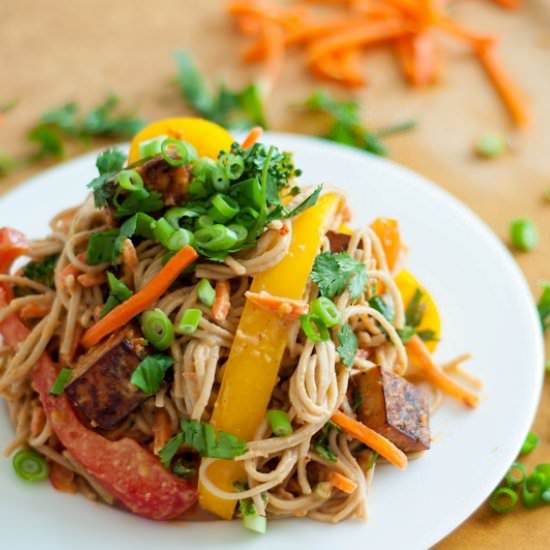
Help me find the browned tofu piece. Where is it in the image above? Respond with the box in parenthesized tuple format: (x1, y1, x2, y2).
(357, 366, 430, 453)
(65, 327, 147, 430)
(138, 158, 191, 206)
(326, 230, 351, 253)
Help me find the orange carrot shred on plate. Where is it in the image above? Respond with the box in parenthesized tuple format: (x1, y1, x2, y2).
(153, 409, 173, 455)
(30, 405, 46, 437)
(20, 302, 51, 319)
(245, 290, 309, 320)
(49, 462, 78, 494)
(327, 471, 358, 494)
(331, 409, 408, 470)
(212, 280, 231, 322)
(241, 126, 264, 149)
(477, 45, 530, 129)
(406, 335, 480, 408)
(81, 245, 198, 348)
(77, 272, 106, 288)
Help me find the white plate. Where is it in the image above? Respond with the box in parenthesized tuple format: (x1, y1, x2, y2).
(0, 133, 544, 550)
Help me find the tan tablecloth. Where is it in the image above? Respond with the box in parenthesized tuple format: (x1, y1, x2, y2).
(1, 1, 550, 547)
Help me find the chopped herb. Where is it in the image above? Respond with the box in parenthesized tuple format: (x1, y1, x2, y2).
(304, 90, 394, 156)
(101, 272, 133, 317)
(130, 354, 174, 395)
(114, 189, 164, 218)
(509, 218, 538, 252)
(537, 282, 550, 332)
(368, 295, 393, 322)
(21, 255, 58, 289)
(475, 131, 507, 159)
(311, 251, 367, 300)
(81, 95, 145, 138)
(520, 431, 540, 456)
(49, 368, 72, 396)
(312, 423, 338, 463)
(86, 230, 122, 265)
(336, 324, 358, 367)
(161, 419, 248, 462)
(174, 50, 267, 129)
(405, 288, 426, 328)
(396, 326, 416, 343)
(172, 459, 196, 479)
(87, 148, 127, 208)
(283, 185, 322, 219)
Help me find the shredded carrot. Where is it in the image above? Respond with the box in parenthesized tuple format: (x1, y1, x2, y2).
(331, 409, 408, 470)
(245, 290, 308, 320)
(212, 280, 231, 322)
(435, 16, 496, 49)
(397, 31, 439, 86)
(493, 0, 520, 10)
(153, 409, 173, 455)
(122, 239, 139, 270)
(241, 126, 264, 149)
(49, 462, 77, 494)
(20, 303, 50, 319)
(406, 335, 480, 408)
(477, 45, 530, 128)
(327, 470, 358, 494)
(30, 405, 46, 437)
(77, 272, 106, 288)
(81, 245, 198, 348)
(58, 264, 81, 287)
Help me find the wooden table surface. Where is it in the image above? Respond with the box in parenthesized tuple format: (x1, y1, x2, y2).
(1, 1, 550, 547)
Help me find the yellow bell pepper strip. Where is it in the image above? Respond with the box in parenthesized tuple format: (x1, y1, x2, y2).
(128, 117, 233, 163)
(394, 269, 441, 352)
(199, 193, 341, 519)
(370, 217, 401, 271)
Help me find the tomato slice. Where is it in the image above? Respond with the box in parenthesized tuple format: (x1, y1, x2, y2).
(0, 227, 29, 274)
(128, 117, 234, 164)
(0, 287, 197, 520)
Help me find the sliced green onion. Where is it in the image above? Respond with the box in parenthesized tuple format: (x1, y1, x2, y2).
(489, 487, 518, 513)
(139, 137, 165, 159)
(509, 219, 538, 252)
(220, 153, 245, 180)
(116, 169, 144, 192)
(141, 309, 174, 351)
(166, 228, 194, 251)
(165, 206, 201, 228)
(522, 472, 545, 508)
(209, 194, 240, 223)
(505, 462, 527, 488)
(267, 409, 293, 437)
(135, 212, 156, 239)
(160, 138, 197, 167)
(211, 166, 230, 192)
(232, 177, 263, 210)
(534, 463, 550, 484)
(313, 481, 332, 499)
(243, 513, 267, 534)
(197, 279, 216, 307)
(197, 215, 214, 229)
(235, 207, 260, 228)
(49, 367, 72, 396)
(192, 157, 216, 180)
(310, 297, 342, 328)
(300, 314, 330, 342)
(520, 431, 540, 455)
(107, 272, 132, 301)
(175, 308, 202, 336)
(227, 224, 248, 243)
(188, 178, 210, 199)
(152, 217, 176, 248)
(194, 225, 238, 252)
(475, 131, 507, 159)
(12, 449, 48, 482)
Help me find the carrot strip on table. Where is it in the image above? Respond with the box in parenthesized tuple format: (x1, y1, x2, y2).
(398, 31, 439, 86)
(327, 470, 358, 494)
(212, 280, 231, 322)
(241, 126, 264, 148)
(477, 45, 530, 128)
(331, 409, 408, 470)
(406, 335, 480, 408)
(81, 245, 198, 348)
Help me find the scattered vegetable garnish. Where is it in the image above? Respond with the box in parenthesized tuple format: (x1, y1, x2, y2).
(311, 251, 367, 300)
(536, 282, 550, 332)
(266, 409, 293, 437)
(174, 50, 267, 129)
(490, 487, 518, 513)
(197, 279, 216, 307)
(509, 218, 538, 252)
(336, 324, 358, 367)
(176, 308, 203, 336)
(300, 313, 330, 342)
(520, 431, 540, 456)
(14, 255, 58, 297)
(141, 309, 175, 351)
(226, 0, 529, 127)
(160, 419, 247, 464)
(475, 131, 507, 159)
(101, 272, 133, 317)
(130, 354, 174, 395)
(312, 423, 338, 463)
(12, 449, 49, 482)
(49, 368, 73, 396)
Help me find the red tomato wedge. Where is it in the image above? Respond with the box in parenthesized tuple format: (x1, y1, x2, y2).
(0, 287, 197, 520)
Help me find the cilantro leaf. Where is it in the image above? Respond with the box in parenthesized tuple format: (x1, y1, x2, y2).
(96, 148, 127, 175)
(311, 423, 339, 462)
(159, 433, 185, 467)
(86, 230, 122, 265)
(176, 419, 248, 459)
(311, 251, 367, 300)
(405, 288, 426, 328)
(40, 102, 78, 134)
(130, 354, 174, 395)
(87, 149, 127, 207)
(368, 295, 393, 322)
(537, 282, 550, 332)
(27, 125, 65, 160)
(336, 324, 358, 368)
(114, 189, 164, 218)
(82, 95, 145, 137)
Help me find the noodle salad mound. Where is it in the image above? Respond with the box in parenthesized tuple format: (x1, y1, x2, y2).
(0, 118, 479, 531)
